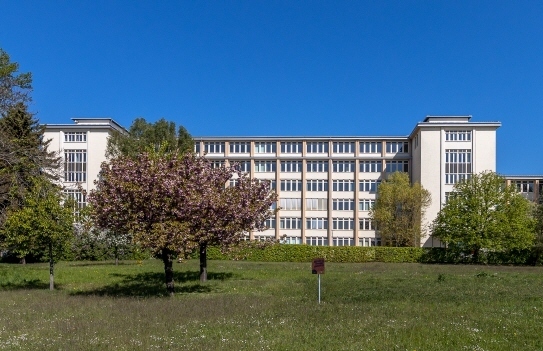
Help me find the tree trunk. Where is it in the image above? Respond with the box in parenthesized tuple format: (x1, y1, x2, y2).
(20, 257, 26, 265)
(199, 243, 207, 282)
(473, 247, 480, 264)
(114, 245, 119, 266)
(161, 248, 174, 296)
(49, 242, 54, 291)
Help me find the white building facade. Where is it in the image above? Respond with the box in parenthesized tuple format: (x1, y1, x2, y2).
(44, 115, 501, 247)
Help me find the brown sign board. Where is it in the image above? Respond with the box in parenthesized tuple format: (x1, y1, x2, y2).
(312, 258, 325, 274)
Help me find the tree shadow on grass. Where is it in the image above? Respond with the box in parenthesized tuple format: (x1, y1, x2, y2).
(68, 261, 135, 267)
(0, 278, 60, 291)
(71, 271, 236, 298)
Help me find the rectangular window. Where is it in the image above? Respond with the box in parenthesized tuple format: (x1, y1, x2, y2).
(359, 218, 375, 230)
(64, 150, 87, 182)
(333, 161, 355, 172)
(279, 198, 302, 210)
(64, 132, 87, 142)
(359, 237, 380, 247)
(280, 217, 302, 229)
(359, 179, 381, 192)
(264, 218, 276, 229)
(306, 217, 328, 229)
(386, 141, 409, 154)
(513, 180, 534, 193)
(333, 180, 355, 191)
(307, 179, 328, 192)
(360, 141, 382, 154)
(333, 238, 354, 246)
(281, 236, 302, 244)
(280, 142, 302, 154)
(333, 217, 354, 230)
(333, 198, 354, 211)
(306, 198, 328, 210)
(195, 143, 201, 154)
(306, 141, 329, 154)
(255, 161, 276, 173)
(445, 149, 472, 184)
(445, 130, 472, 141)
(307, 161, 329, 172)
(280, 161, 302, 173)
(360, 161, 382, 173)
(306, 237, 329, 246)
(359, 199, 375, 211)
(385, 160, 409, 173)
(281, 179, 302, 192)
(229, 179, 239, 187)
(204, 142, 225, 154)
(230, 142, 250, 153)
(254, 142, 276, 154)
(333, 142, 354, 153)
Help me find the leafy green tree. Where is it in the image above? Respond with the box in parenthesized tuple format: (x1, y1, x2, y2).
(433, 171, 536, 262)
(106, 117, 194, 158)
(0, 50, 59, 232)
(371, 172, 431, 246)
(0, 48, 32, 117)
(89, 152, 276, 295)
(2, 178, 74, 288)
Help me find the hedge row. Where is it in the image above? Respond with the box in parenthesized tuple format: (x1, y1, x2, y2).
(206, 244, 424, 263)
(205, 243, 543, 265)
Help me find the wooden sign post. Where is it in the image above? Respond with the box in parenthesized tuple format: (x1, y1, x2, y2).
(312, 258, 325, 304)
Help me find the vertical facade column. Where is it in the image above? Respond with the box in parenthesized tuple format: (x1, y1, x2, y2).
(327, 140, 333, 246)
(354, 141, 360, 246)
(275, 142, 281, 240)
(301, 157, 307, 245)
(249, 141, 255, 240)
(535, 179, 540, 204)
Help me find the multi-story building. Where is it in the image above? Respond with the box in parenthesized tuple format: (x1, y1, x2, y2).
(44, 115, 502, 247)
(43, 118, 126, 214)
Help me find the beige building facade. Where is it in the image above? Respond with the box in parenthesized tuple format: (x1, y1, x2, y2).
(44, 115, 504, 247)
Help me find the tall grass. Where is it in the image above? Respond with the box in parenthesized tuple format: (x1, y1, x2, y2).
(1, 260, 542, 350)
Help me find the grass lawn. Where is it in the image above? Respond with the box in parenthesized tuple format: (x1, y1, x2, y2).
(1, 259, 543, 350)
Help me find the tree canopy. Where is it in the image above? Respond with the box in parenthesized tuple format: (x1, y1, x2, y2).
(370, 172, 431, 247)
(106, 117, 194, 158)
(0, 49, 59, 233)
(2, 178, 74, 288)
(432, 171, 535, 262)
(88, 152, 277, 295)
(0, 48, 32, 117)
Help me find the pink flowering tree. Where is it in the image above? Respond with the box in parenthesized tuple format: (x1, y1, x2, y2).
(88, 152, 276, 295)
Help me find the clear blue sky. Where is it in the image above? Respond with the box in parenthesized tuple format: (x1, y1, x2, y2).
(1, 1, 542, 175)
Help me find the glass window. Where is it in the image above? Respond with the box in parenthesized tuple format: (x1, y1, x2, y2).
(64, 150, 87, 182)
(333, 161, 355, 172)
(359, 180, 381, 192)
(64, 132, 87, 142)
(360, 161, 382, 173)
(360, 141, 382, 154)
(279, 198, 302, 210)
(445, 149, 472, 184)
(280, 142, 302, 153)
(333, 217, 354, 230)
(333, 142, 354, 153)
(307, 179, 328, 192)
(279, 217, 302, 229)
(255, 161, 276, 172)
(254, 142, 276, 154)
(230, 142, 250, 153)
(305, 198, 328, 210)
(333, 180, 355, 191)
(306, 142, 329, 153)
(306, 218, 328, 229)
(333, 199, 354, 211)
(386, 141, 409, 154)
(385, 160, 409, 173)
(307, 161, 329, 172)
(445, 130, 472, 141)
(280, 161, 302, 172)
(280, 179, 302, 192)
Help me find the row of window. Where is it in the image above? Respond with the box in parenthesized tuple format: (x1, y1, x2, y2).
(277, 179, 381, 192)
(64, 132, 87, 142)
(252, 236, 381, 246)
(278, 198, 375, 211)
(265, 217, 375, 230)
(445, 149, 472, 184)
(198, 141, 409, 154)
(229, 160, 408, 173)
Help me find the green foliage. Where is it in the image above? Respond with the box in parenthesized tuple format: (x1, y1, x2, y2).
(0, 48, 33, 116)
(1, 178, 74, 262)
(371, 172, 431, 246)
(206, 243, 424, 263)
(433, 172, 536, 262)
(106, 117, 194, 158)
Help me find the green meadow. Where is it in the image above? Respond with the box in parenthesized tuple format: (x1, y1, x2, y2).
(1, 259, 542, 350)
